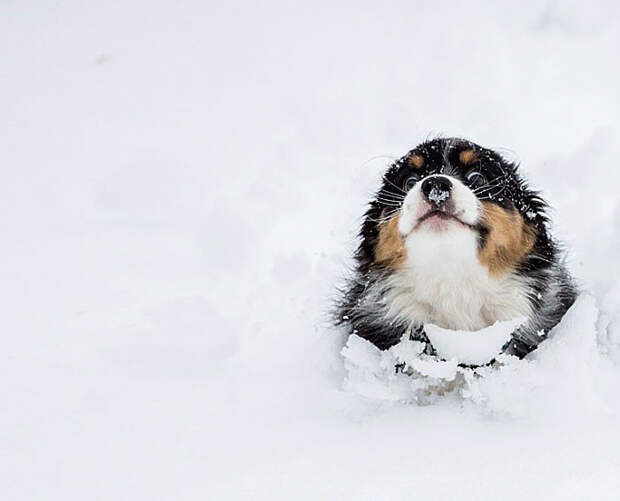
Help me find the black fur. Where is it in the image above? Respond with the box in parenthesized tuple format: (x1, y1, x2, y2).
(335, 137, 577, 360)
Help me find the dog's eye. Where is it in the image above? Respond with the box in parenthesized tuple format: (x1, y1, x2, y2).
(404, 174, 421, 190)
(466, 170, 486, 188)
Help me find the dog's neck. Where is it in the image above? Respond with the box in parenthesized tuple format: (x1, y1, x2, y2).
(383, 226, 532, 331)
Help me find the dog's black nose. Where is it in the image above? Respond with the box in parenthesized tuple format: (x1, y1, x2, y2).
(421, 176, 453, 204)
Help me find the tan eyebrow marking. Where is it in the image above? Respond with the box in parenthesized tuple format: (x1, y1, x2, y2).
(459, 149, 477, 165)
(408, 154, 424, 169)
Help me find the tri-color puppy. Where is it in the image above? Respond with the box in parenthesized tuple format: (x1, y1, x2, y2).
(336, 137, 576, 360)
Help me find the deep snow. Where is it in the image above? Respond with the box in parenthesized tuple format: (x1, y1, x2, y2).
(424, 317, 526, 365)
(2, 1, 620, 500)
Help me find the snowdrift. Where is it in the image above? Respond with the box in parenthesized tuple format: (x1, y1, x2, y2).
(343, 295, 616, 416)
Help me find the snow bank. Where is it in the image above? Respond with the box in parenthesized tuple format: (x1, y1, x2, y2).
(343, 295, 617, 417)
(425, 317, 526, 365)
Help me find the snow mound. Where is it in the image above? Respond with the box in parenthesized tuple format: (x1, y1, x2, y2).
(425, 316, 527, 365)
(342, 295, 617, 415)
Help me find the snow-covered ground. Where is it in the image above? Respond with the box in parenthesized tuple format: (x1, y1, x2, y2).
(3, 1, 620, 499)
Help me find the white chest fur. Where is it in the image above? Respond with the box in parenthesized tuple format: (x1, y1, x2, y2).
(383, 224, 532, 331)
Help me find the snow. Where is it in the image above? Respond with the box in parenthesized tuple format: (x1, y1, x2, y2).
(342, 296, 615, 416)
(427, 187, 450, 204)
(2, 1, 620, 500)
(424, 317, 526, 365)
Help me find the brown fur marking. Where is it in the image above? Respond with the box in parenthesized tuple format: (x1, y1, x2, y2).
(375, 215, 406, 268)
(478, 202, 536, 276)
(408, 154, 424, 169)
(459, 149, 477, 165)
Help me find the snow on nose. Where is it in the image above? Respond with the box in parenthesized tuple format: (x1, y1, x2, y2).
(421, 176, 453, 205)
(428, 187, 450, 205)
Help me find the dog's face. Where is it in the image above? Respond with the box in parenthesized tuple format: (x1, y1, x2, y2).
(341, 137, 574, 355)
(369, 138, 545, 278)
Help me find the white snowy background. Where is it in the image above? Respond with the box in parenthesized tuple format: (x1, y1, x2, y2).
(3, 1, 620, 499)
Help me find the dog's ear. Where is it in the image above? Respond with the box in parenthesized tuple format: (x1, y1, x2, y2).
(355, 200, 386, 271)
(509, 161, 550, 227)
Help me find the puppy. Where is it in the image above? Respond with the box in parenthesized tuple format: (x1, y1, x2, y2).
(336, 137, 576, 360)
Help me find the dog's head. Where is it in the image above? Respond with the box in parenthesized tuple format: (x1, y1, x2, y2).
(361, 138, 550, 278)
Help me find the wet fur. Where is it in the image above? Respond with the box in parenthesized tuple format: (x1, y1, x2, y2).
(335, 137, 577, 359)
